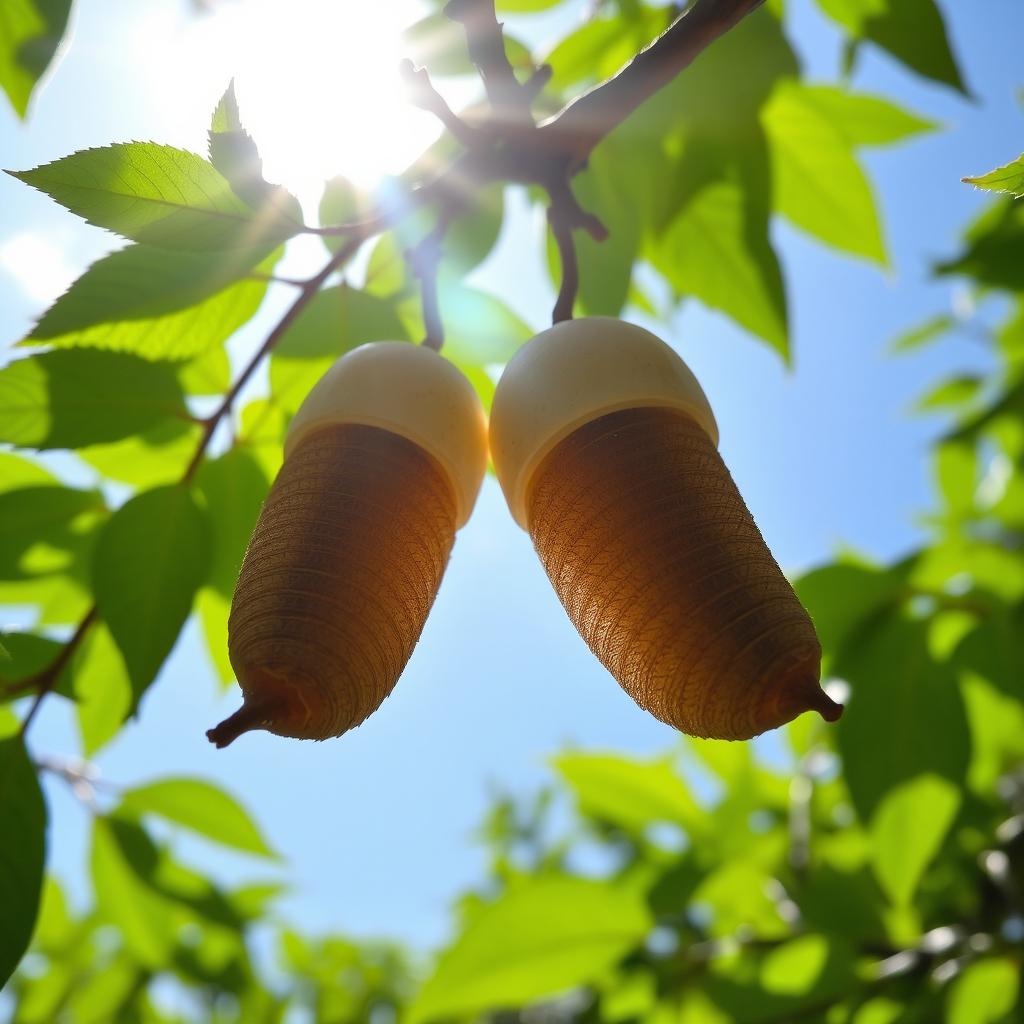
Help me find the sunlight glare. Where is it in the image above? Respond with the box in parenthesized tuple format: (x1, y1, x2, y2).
(196, 0, 440, 199)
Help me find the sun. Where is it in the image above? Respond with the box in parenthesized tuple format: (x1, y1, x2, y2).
(194, 0, 441, 200)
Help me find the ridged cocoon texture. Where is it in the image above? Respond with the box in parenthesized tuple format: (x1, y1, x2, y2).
(490, 318, 841, 741)
(209, 342, 487, 747)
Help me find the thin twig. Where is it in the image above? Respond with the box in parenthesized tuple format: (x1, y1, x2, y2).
(400, 59, 484, 148)
(407, 205, 460, 351)
(18, 607, 97, 736)
(182, 233, 366, 482)
(548, 201, 578, 324)
(444, 0, 533, 126)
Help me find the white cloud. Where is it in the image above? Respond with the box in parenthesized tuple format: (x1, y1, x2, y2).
(0, 231, 79, 306)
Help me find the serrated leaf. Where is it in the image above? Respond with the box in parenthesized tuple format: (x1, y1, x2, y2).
(208, 81, 302, 224)
(91, 485, 210, 707)
(74, 623, 132, 757)
(869, 774, 959, 908)
(9, 143, 301, 250)
(815, 0, 967, 95)
(963, 153, 1024, 198)
(26, 246, 279, 361)
(763, 80, 886, 264)
(408, 877, 652, 1024)
(0, 0, 72, 118)
(0, 735, 47, 987)
(119, 777, 276, 858)
(0, 349, 187, 450)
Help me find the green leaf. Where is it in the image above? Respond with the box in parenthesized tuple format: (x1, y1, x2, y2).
(0, 630, 69, 704)
(208, 81, 302, 224)
(916, 375, 983, 413)
(75, 623, 132, 757)
(0, 484, 104, 580)
(889, 314, 955, 354)
(784, 86, 936, 147)
(0, 349, 187, 450)
(762, 80, 886, 264)
(79, 421, 201, 489)
(197, 587, 233, 687)
(0, 735, 47, 987)
(445, 185, 504, 276)
(0, 0, 72, 118)
(178, 344, 230, 396)
(27, 244, 277, 358)
(653, 173, 788, 359)
(91, 485, 210, 707)
(408, 877, 652, 1023)
(434, 282, 533, 368)
(935, 199, 1024, 291)
(8, 143, 301, 250)
(91, 816, 173, 967)
(963, 153, 1024, 198)
(552, 752, 705, 835)
(868, 773, 959, 906)
(0, 451, 55, 491)
(119, 777, 276, 858)
(795, 559, 906, 661)
(269, 284, 409, 412)
(947, 958, 1020, 1024)
(835, 615, 970, 820)
(195, 447, 269, 596)
(815, 0, 967, 95)
(318, 175, 375, 254)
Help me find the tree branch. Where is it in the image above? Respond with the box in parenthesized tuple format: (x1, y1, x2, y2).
(540, 0, 767, 165)
(444, 0, 534, 126)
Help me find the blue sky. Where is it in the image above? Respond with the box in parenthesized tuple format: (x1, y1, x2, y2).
(2, 0, 1022, 953)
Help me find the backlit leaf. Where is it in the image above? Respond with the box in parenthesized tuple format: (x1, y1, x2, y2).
(868, 773, 959, 906)
(0, 0, 72, 118)
(0, 350, 187, 450)
(120, 777, 276, 858)
(409, 877, 651, 1023)
(91, 485, 210, 706)
(9, 143, 301, 250)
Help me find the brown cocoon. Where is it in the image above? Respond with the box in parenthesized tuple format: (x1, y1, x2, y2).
(208, 422, 457, 747)
(527, 406, 841, 740)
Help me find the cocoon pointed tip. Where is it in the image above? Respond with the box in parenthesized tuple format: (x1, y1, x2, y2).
(210, 343, 488, 747)
(489, 318, 835, 742)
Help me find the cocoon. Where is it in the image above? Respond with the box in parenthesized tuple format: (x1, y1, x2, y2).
(208, 342, 487, 747)
(489, 318, 841, 740)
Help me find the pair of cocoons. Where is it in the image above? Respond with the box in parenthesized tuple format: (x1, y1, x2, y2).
(208, 317, 842, 748)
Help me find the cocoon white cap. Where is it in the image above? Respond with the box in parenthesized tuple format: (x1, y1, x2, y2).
(285, 342, 488, 528)
(489, 317, 718, 529)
